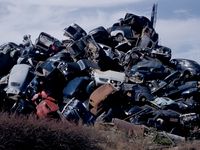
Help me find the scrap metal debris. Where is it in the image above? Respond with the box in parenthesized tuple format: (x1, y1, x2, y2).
(0, 4, 200, 142)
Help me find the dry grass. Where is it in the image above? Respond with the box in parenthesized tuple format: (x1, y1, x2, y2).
(0, 112, 101, 150)
(0, 112, 200, 150)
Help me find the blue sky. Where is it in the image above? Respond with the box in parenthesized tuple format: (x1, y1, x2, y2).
(0, 0, 199, 63)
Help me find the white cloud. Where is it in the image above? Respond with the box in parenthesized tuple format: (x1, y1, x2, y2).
(173, 9, 188, 14)
(156, 18, 200, 63)
(0, 0, 143, 8)
(0, 0, 199, 64)
(0, 0, 137, 44)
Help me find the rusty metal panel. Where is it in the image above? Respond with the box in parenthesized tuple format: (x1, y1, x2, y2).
(89, 84, 116, 115)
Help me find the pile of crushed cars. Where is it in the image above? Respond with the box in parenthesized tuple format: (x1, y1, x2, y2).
(1, 8, 200, 141)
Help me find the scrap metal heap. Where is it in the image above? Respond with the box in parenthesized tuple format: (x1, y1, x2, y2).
(1, 5, 200, 141)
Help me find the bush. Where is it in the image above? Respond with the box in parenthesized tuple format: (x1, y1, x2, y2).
(0, 112, 101, 150)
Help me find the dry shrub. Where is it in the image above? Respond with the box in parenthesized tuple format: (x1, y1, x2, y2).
(1, 112, 199, 150)
(0, 112, 155, 150)
(0, 112, 102, 150)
